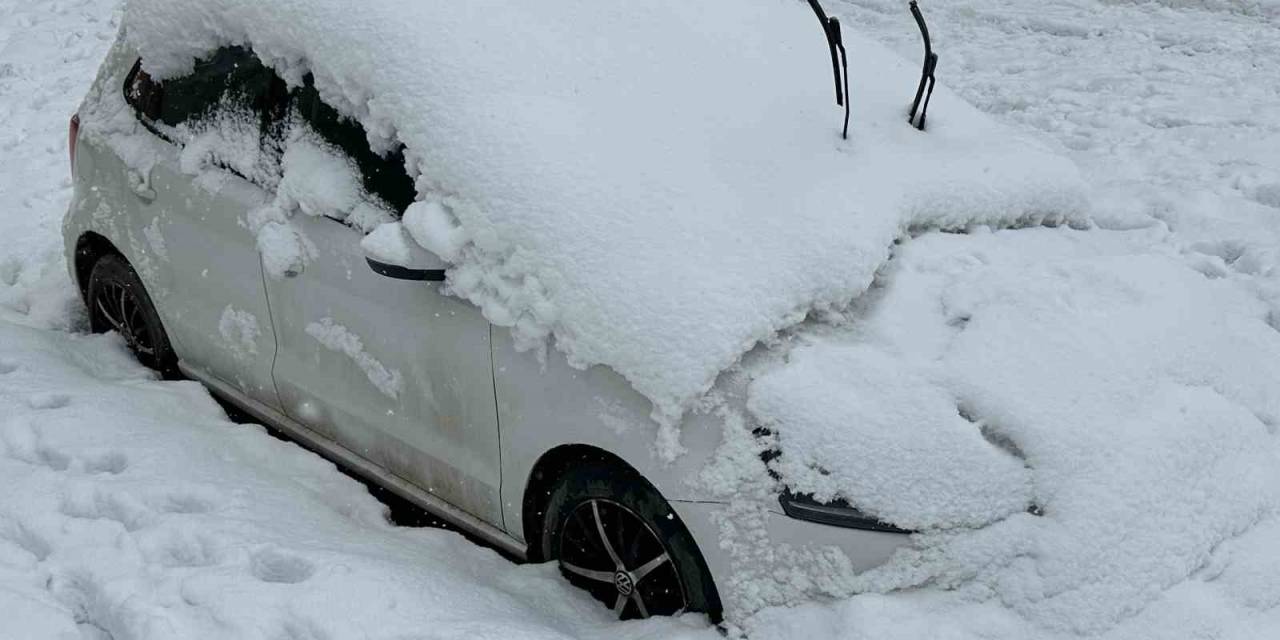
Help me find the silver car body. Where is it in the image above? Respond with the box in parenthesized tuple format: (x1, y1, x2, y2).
(64, 39, 911, 615)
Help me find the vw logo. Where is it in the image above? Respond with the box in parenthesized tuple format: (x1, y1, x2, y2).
(613, 571, 635, 596)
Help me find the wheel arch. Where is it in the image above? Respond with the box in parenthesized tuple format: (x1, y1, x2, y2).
(74, 231, 122, 299)
(523, 442, 724, 622)
(521, 444, 644, 562)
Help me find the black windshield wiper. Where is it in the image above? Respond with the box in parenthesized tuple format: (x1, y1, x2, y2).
(806, 0, 850, 139)
(908, 0, 938, 131)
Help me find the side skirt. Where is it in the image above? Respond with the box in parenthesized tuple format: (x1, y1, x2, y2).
(180, 361, 529, 560)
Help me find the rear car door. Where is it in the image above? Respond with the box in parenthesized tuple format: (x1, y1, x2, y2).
(263, 80, 505, 527)
(120, 48, 286, 406)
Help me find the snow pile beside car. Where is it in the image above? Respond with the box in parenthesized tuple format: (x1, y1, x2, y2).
(746, 227, 1280, 634)
(0, 319, 713, 640)
(122, 0, 1087, 433)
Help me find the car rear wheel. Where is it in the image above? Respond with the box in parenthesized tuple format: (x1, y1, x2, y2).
(541, 463, 721, 622)
(86, 253, 177, 377)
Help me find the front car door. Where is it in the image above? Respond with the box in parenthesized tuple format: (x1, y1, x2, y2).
(262, 80, 504, 527)
(115, 47, 284, 406)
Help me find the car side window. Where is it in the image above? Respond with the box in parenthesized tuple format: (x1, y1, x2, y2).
(125, 47, 287, 132)
(290, 76, 416, 214)
(124, 48, 289, 186)
(123, 61, 163, 122)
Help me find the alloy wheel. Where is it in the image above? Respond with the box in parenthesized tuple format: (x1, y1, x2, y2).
(91, 279, 157, 360)
(557, 499, 687, 620)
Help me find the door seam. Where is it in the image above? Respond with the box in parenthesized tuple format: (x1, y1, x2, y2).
(259, 254, 286, 410)
(490, 322, 507, 534)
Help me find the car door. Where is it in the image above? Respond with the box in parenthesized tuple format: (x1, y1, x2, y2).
(118, 48, 284, 407)
(263, 81, 504, 528)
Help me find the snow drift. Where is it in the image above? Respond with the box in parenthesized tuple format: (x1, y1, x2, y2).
(745, 227, 1280, 633)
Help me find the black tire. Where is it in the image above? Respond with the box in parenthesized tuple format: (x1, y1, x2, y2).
(86, 253, 178, 378)
(541, 462, 721, 622)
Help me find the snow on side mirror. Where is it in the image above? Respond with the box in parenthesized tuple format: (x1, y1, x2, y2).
(361, 222, 447, 282)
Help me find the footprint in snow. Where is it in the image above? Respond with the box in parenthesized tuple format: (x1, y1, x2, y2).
(0, 423, 72, 472)
(81, 450, 128, 475)
(0, 359, 18, 375)
(35, 444, 72, 472)
(149, 531, 222, 568)
(0, 518, 52, 562)
(26, 393, 71, 410)
(250, 547, 316, 584)
(280, 617, 332, 640)
(155, 490, 221, 515)
(59, 491, 153, 532)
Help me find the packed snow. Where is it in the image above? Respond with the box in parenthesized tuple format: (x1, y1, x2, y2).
(2, 0, 1279, 639)
(122, 0, 1088, 432)
(249, 133, 395, 279)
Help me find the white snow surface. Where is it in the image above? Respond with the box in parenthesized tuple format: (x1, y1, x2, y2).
(2, 0, 1280, 639)
(733, 0, 1280, 637)
(747, 228, 1280, 632)
(251, 132, 395, 279)
(122, 0, 1088, 423)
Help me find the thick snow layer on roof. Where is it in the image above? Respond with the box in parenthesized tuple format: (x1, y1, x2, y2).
(122, 0, 1087, 422)
(748, 227, 1280, 630)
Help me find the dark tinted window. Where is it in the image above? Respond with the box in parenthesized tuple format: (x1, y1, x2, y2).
(123, 62, 163, 122)
(291, 75, 416, 213)
(124, 52, 414, 212)
(124, 47, 287, 134)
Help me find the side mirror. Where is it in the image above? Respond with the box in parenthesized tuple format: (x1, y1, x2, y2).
(361, 222, 447, 282)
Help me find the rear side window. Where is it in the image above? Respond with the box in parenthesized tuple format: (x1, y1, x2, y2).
(124, 50, 415, 214)
(125, 48, 289, 185)
(290, 76, 416, 214)
(124, 63, 163, 122)
(124, 47, 287, 131)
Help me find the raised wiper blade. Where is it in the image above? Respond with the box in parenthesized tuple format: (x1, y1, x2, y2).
(908, 0, 938, 131)
(806, 0, 850, 139)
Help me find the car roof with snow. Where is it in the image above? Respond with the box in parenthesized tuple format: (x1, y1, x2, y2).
(123, 0, 1086, 424)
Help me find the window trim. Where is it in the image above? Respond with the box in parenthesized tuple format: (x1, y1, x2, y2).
(123, 59, 176, 144)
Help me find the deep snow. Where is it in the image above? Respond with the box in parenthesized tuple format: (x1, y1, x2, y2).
(120, 0, 1087, 438)
(2, 1, 1279, 639)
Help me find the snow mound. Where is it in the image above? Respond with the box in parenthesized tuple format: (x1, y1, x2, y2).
(121, 0, 1088, 425)
(748, 227, 1280, 632)
(748, 343, 1035, 531)
(249, 133, 395, 279)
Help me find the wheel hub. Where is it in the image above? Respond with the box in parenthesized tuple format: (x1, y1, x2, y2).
(613, 571, 635, 597)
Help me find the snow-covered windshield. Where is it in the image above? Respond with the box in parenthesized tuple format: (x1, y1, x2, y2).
(123, 0, 1087, 441)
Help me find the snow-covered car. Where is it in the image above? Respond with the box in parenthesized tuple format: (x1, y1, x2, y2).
(62, 0, 1093, 623)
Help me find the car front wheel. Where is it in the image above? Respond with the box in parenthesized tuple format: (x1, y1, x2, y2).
(541, 462, 721, 622)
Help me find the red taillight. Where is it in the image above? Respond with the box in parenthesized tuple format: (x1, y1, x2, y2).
(69, 113, 80, 172)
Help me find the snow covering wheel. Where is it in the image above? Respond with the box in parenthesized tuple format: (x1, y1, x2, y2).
(86, 253, 178, 377)
(541, 463, 720, 622)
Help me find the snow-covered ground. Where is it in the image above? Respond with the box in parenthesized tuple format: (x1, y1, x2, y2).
(2, 1, 1279, 639)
